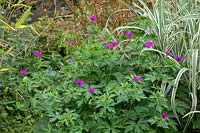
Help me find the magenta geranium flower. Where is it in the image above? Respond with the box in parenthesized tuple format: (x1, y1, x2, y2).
(69, 41, 76, 46)
(87, 88, 94, 94)
(161, 113, 167, 120)
(165, 51, 171, 55)
(20, 70, 27, 75)
(111, 41, 118, 47)
(34, 51, 42, 57)
(99, 37, 104, 42)
(76, 79, 84, 87)
(133, 76, 141, 83)
(145, 41, 154, 48)
(125, 32, 133, 39)
(105, 44, 111, 49)
(130, 9, 135, 13)
(175, 56, 183, 62)
(89, 16, 96, 22)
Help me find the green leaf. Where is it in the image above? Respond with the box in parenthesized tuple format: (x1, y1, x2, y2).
(125, 121, 136, 132)
(116, 94, 129, 103)
(149, 92, 168, 112)
(132, 88, 146, 101)
(15, 7, 31, 28)
(0, 68, 10, 72)
(0, 19, 16, 31)
(157, 120, 169, 129)
(148, 118, 157, 125)
(192, 115, 200, 129)
(175, 100, 188, 115)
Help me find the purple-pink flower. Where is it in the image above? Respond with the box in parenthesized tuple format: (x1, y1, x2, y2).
(130, 9, 135, 13)
(165, 51, 171, 55)
(125, 32, 133, 39)
(105, 44, 111, 49)
(85, 32, 90, 35)
(99, 37, 104, 42)
(87, 88, 94, 94)
(133, 76, 141, 83)
(145, 41, 154, 48)
(161, 113, 167, 120)
(76, 79, 84, 87)
(68, 57, 74, 62)
(111, 41, 118, 47)
(175, 56, 183, 62)
(34, 51, 42, 57)
(69, 41, 76, 46)
(20, 70, 27, 75)
(89, 16, 96, 22)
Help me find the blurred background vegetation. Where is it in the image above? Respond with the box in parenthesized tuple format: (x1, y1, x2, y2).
(1, 0, 147, 62)
(0, 0, 146, 41)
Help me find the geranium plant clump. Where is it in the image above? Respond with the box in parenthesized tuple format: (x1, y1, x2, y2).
(8, 13, 186, 132)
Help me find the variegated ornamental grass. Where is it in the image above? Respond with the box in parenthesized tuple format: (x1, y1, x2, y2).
(119, 0, 200, 131)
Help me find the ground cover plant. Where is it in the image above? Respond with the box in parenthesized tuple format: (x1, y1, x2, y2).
(0, 0, 200, 132)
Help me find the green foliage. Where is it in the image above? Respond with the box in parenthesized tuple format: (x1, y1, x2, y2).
(192, 114, 200, 129)
(0, 22, 179, 132)
(1, 0, 198, 132)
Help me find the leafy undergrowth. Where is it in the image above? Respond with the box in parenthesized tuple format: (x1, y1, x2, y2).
(0, 16, 193, 133)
